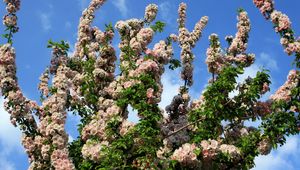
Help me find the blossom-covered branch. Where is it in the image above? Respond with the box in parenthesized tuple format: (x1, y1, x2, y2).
(0, 0, 300, 169)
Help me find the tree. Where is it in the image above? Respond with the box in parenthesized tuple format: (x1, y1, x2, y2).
(0, 0, 299, 169)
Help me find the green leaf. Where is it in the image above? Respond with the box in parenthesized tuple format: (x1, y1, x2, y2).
(1, 34, 9, 39)
(150, 21, 166, 33)
(168, 59, 181, 70)
(236, 67, 244, 74)
(105, 23, 114, 32)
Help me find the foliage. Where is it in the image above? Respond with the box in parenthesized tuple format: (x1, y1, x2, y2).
(0, 0, 300, 170)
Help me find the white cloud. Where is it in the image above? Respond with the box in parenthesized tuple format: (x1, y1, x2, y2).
(229, 64, 261, 98)
(68, 135, 74, 143)
(127, 105, 139, 123)
(0, 155, 15, 170)
(159, 69, 181, 116)
(159, 2, 172, 23)
(38, 3, 55, 32)
(0, 98, 23, 152)
(253, 153, 293, 170)
(259, 52, 278, 71)
(113, 0, 128, 17)
(278, 136, 299, 156)
(39, 13, 52, 31)
(159, 1, 177, 31)
(237, 64, 261, 82)
(0, 98, 22, 170)
(253, 135, 300, 170)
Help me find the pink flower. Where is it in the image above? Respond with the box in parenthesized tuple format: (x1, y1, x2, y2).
(258, 138, 272, 155)
(144, 4, 158, 23)
(146, 88, 154, 98)
(261, 82, 270, 94)
(171, 143, 200, 168)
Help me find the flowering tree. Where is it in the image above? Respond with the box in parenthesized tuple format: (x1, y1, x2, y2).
(1, 0, 300, 169)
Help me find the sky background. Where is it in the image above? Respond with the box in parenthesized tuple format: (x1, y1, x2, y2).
(0, 0, 300, 169)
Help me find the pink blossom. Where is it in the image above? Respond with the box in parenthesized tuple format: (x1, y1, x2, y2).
(146, 88, 154, 98)
(258, 138, 272, 155)
(144, 4, 158, 23)
(171, 143, 201, 168)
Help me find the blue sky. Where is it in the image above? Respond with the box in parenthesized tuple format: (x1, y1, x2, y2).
(0, 0, 300, 169)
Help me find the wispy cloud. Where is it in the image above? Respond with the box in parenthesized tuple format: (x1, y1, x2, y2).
(38, 3, 54, 32)
(65, 21, 72, 29)
(0, 155, 15, 170)
(113, 0, 128, 17)
(258, 52, 279, 71)
(254, 135, 300, 170)
(159, 1, 177, 31)
(77, 0, 89, 11)
(159, 1, 173, 24)
(39, 13, 52, 31)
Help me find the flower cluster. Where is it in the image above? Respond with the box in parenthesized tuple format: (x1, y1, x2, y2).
(163, 4, 208, 135)
(227, 53, 255, 67)
(0, 44, 41, 167)
(253, 0, 274, 19)
(224, 125, 257, 143)
(177, 3, 208, 87)
(283, 41, 300, 56)
(206, 34, 224, 74)
(271, 11, 291, 32)
(74, 0, 106, 59)
(190, 16, 209, 47)
(144, 4, 158, 23)
(51, 149, 75, 170)
(0, 44, 17, 95)
(82, 140, 108, 162)
(81, 99, 121, 141)
(201, 140, 220, 160)
(38, 68, 50, 97)
(270, 70, 299, 102)
(130, 27, 154, 53)
(219, 144, 241, 159)
(151, 40, 173, 64)
(227, 11, 251, 55)
(2, 0, 300, 169)
(93, 39, 117, 90)
(257, 138, 272, 155)
(200, 140, 241, 165)
(171, 143, 201, 168)
(161, 115, 190, 147)
(252, 101, 272, 117)
(119, 120, 135, 136)
(269, 11, 300, 55)
(3, 0, 20, 29)
(253, 0, 300, 61)
(38, 65, 74, 169)
(177, 3, 187, 28)
(165, 94, 185, 119)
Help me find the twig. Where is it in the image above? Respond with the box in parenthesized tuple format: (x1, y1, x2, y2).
(164, 117, 205, 139)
